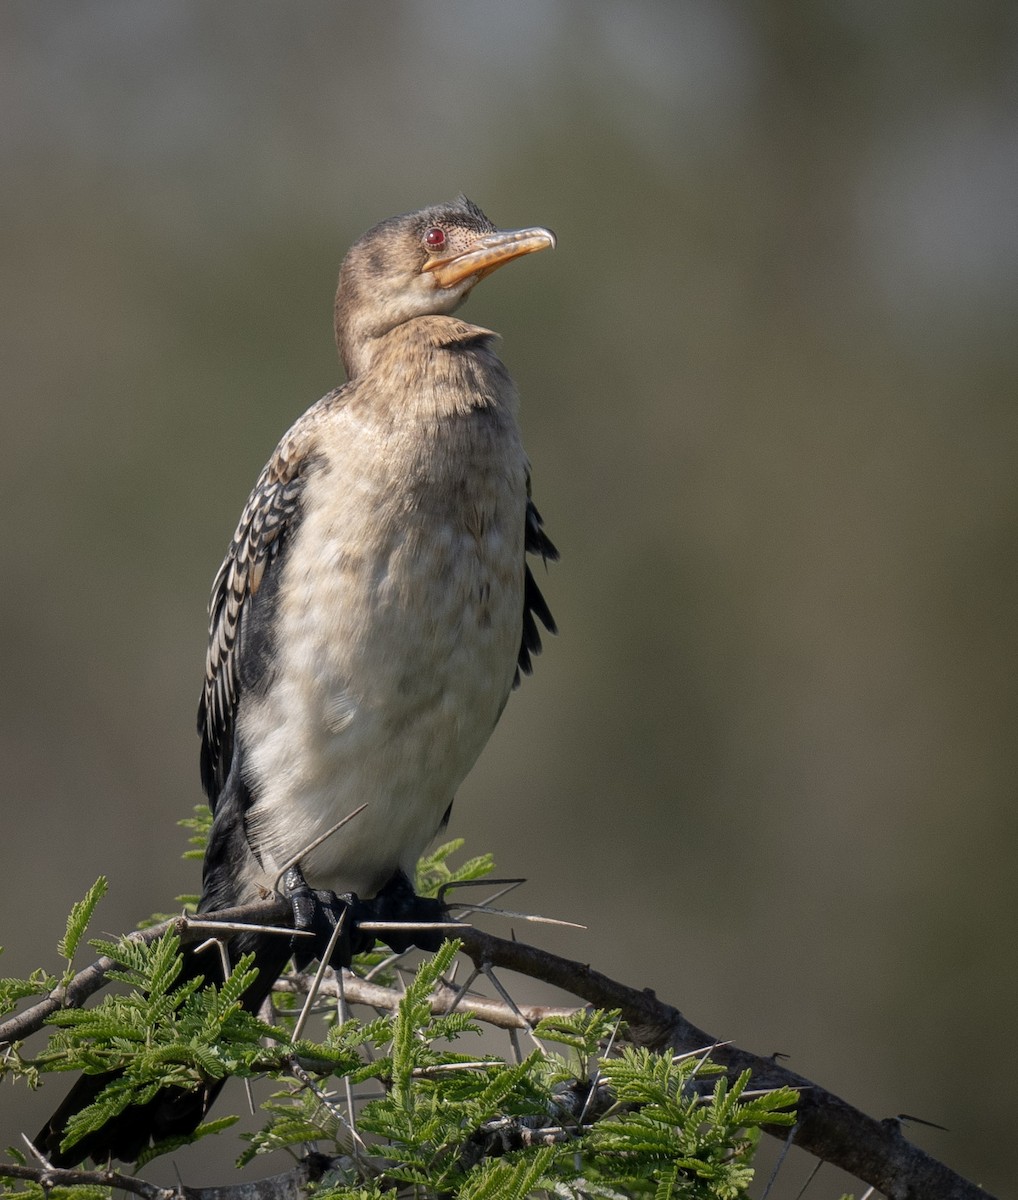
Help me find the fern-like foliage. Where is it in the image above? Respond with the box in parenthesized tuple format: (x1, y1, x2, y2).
(590, 1049, 797, 1198)
(0, 968, 56, 1022)
(415, 838, 495, 898)
(239, 946, 795, 1200)
(0, 843, 797, 1199)
(27, 934, 294, 1161)
(178, 804, 214, 863)
(57, 878, 108, 971)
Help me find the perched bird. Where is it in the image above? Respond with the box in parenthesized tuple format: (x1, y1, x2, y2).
(36, 196, 557, 1164)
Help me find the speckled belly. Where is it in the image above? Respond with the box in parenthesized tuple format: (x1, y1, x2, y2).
(237, 459, 527, 898)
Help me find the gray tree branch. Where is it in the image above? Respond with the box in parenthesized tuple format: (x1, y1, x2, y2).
(2, 1153, 336, 1200)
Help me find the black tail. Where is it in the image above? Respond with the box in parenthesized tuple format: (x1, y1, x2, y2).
(34, 924, 291, 1167)
(36, 785, 291, 1166)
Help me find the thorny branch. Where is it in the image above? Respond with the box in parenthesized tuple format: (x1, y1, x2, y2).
(277, 971, 579, 1029)
(0, 898, 994, 1200)
(1, 1154, 338, 1200)
(0, 903, 297, 1045)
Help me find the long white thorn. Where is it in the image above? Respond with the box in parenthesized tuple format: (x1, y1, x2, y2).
(292, 907, 347, 1043)
(272, 804, 370, 896)
(445, 903, 585, 929)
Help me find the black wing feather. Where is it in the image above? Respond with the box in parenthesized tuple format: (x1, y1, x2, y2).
(515, 492, 558, 686)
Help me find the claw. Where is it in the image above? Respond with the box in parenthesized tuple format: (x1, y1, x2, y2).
(282, 866, 454, 967)
(282, 866, 371, 969)
(359, 871, 451, 954)
(284, 866, 320, 937)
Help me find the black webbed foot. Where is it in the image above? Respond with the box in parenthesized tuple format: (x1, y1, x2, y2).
(283, 866, 373, 970)
(283, 867, 452, 968)
(358, 870, 451, 955)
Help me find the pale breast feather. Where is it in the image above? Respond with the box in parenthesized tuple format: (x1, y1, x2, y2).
(198, 397, 557, 805)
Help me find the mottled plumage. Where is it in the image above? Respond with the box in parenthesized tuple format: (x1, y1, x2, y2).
(38, 196, 556, 1165)
(202, 313, 555, 907)
(200, 413, 322, 799)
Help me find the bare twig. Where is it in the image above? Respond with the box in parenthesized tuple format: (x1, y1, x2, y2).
(278, 970, 578, 1030)
(1, 1161, 175, 1200)
(0, 1154, 339, 1200)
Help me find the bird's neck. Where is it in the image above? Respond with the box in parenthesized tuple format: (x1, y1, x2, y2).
(344, 315, 495, 377)
(337, 316, 517, 426)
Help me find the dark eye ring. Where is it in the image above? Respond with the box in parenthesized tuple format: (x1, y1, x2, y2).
(424, 226, 447, 248)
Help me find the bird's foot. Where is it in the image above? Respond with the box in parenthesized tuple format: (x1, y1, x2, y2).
(283, 866, 373, 970)
(283, 867, 451, 968)
(356, 870, 451, 955)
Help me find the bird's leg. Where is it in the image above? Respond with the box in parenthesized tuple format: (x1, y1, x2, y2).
(358, 870, 450, 955)
(282, 865, 373, 969)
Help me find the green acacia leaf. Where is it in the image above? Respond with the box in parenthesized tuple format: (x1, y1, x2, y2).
(57, 877, 109, 966)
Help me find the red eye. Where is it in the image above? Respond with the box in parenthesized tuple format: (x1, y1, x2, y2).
(424, 226, 446, 248)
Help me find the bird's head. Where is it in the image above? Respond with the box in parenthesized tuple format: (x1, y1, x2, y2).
(334, 196, 555, 377)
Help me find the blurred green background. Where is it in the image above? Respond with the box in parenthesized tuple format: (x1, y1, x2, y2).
(3, 2, 1016, 1194)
